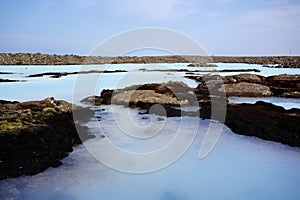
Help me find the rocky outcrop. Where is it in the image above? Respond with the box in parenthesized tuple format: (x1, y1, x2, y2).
(0, 53, 299, 67)
(200, 101, 300, 147)
(81, 81, 198, 109)
(0, 97, 94, 180)
(189, 74, 300, 98)
(82, 78, 300, 148)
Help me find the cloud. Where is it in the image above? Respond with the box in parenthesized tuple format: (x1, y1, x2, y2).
(115, 0, 196, 20)
(242, 4, 300, 30)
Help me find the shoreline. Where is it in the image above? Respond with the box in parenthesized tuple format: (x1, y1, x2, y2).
(0, 53, 300, 67)
(1, 77, 300, 180)
(1, 60, 299, 180)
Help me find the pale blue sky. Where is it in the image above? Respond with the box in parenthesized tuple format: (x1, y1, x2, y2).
(1, 0, 300, 55)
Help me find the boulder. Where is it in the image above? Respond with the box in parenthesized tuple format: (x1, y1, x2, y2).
(0, 98, 94, 180)
(224, 82, 273, 97)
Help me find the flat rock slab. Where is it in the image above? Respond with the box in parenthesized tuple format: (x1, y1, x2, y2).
(224, 82, 273, 97)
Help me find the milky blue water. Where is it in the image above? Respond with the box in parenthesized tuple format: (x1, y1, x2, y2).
(0, 63, 300, 200)
(1, 63, 300, 103)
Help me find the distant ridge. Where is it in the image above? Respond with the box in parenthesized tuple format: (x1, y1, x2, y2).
(0, 53, 299, 67)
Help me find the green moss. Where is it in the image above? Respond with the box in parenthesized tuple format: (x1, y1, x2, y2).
(0, 121, 23, 132)
(42, 107, 57, 116)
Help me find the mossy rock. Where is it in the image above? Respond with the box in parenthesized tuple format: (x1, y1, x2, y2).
(42, 107, 57, 116)
(0, 121, 23, 132)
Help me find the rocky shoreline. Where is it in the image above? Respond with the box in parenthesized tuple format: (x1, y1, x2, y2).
(0, 53, 299, 67)
(1, 74, 299, 180)
(81, 77, 300, 147)
(0, 98, 94, 180)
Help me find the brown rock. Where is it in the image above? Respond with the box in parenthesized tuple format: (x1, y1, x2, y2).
(265, 74, 300, 88)
(224, 82, 273, 97)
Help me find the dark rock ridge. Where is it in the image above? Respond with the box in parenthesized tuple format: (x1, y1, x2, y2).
(200, 101, 300, 147)
(0, 97, 94, 180)
(0, 78, 22, 83)
(27, 70, 127, 78)
(212, 56, 300, 68)
(187, 63, 218, 67)
(142, 68, 260, 73)
(0, 53, 299, 67)
(186, 74, 300, 98)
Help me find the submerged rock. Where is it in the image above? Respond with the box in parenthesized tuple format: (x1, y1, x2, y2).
(0, 98, 94, 180)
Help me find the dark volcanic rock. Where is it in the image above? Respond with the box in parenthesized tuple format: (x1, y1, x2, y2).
(226, 102, 300, 147)
(27, 70, 127, 78)
(139, 105, 200, 117)
(187, 63, 218, 67)
(80, 90, 113, 106)
(0, 98, 94, 180)
(200, 101, 300, 147)
(0, 78, 21, 83)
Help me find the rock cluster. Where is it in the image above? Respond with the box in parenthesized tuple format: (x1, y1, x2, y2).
(81, 82, 198, 109)
(0, 53, 85, 65)
(188, 74, 300, 98)
(212, 56, 300, 67)
(81, 78, 300, 148)
(0, 97, 94, 180)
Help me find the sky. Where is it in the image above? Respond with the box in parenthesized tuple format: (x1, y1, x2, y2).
(0, 0, 300, 56)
